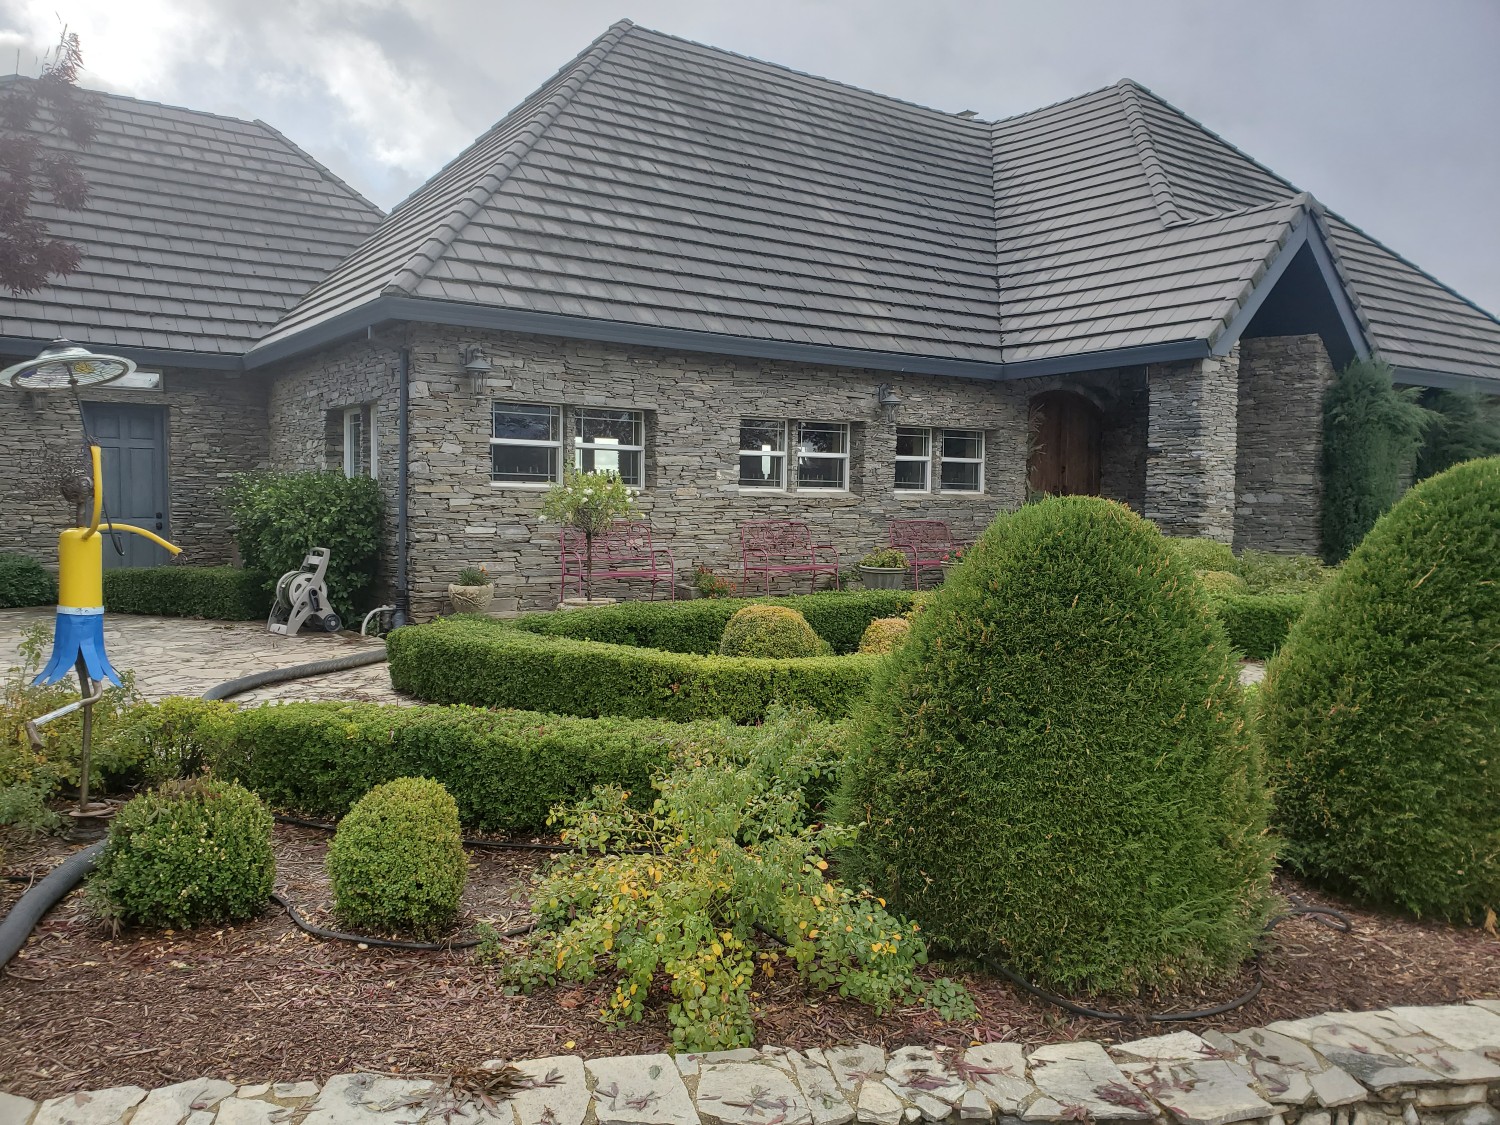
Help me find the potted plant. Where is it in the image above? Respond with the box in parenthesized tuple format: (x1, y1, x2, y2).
(541, 468, 636, 607)
(448, 565, 494, 614)
(858, 547, 908, 590)
(941, 545, 966, 582)
(691, 564, 735, 599)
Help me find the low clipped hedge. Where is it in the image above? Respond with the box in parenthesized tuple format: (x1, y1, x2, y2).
(204, 701, 744, 831)
(1208, 591, 1309, 659)
(389, 616, 879, 722)
(512, 590, 914, 655)
(0, 553, 56, 608)
(104, 566, 273, 620)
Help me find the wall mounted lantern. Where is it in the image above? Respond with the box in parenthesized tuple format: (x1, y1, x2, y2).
(875, 383, 903, 423)
(462, 344, 493, 390)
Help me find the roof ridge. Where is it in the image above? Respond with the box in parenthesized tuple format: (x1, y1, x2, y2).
(987, 80, 1125, 129)
(3, 73, 269, 131)
(252, 118, 384, 217)
(382, 20, 633, 298)
(1114, 80, 1186, 226)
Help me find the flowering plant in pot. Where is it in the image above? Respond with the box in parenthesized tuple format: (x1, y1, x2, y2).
(541, 468, 636, 605)
(692, 564, 735, 599)
(941, 545, 966, 581)
(448, 565, 494, 614)
(857, 547, 908, 590)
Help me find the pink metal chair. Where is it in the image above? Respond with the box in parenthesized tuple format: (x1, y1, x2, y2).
(560, 521, 677, 602)
(739, 519, 841, 595)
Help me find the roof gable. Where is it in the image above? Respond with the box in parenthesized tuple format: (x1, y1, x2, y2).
(0, 77, 385, 359)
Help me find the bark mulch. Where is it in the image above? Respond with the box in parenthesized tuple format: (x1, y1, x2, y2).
(1, 825, 1497, 1100)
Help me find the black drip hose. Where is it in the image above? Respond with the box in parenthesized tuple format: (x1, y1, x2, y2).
(274, 814, 574, 853)
(271, 891, 536, 952)
(974, 903, 1352, 1023)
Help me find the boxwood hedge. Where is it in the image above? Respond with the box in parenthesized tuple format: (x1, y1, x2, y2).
(1207, 591, 1309, 659)
(389, 615, 880, 722)
(511, 589, 913, 655)
(104, 566, 273, 620)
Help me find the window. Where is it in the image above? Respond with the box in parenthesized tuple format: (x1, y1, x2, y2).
(574, 408, 644, 486)
(939, 428, 984, 492)
(894, 426, 930, 491)
(342, 406, 364, 478)
(739, 419, 787, 489)
(796, 421, 849, 490)
(491, 403, 561, 485)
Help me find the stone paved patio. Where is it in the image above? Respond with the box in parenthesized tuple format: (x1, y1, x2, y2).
(0, 608, 401, 705)
(4, 1003, 1500, 1125)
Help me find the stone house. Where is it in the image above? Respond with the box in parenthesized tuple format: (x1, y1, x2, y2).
(3, 23, 1498, 617)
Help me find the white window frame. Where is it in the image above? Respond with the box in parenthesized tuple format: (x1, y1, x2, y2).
(795, 421, 850, 491)
(342, 406, 364, 479)
(573, 408, 645, 487)
(939, 428, 985, 494)
(490, 402, 562, 487)
(738, 419, 788, 490)
(894, 425, 931, 492)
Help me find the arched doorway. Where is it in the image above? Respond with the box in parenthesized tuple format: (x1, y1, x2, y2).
(1027, 390, 1102, 497)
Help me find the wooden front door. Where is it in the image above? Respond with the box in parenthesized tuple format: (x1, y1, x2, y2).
(82, 402, 172, 569)
(1027, 390, 1101, 497)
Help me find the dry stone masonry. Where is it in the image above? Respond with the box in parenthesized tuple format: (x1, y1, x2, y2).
(8, 1004, 1500, 1125)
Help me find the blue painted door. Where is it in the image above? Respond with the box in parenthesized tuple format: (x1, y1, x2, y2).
(82, 402, 171, 569)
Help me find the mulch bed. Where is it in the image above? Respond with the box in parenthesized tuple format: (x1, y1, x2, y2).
(2, 823, 1498, 1100)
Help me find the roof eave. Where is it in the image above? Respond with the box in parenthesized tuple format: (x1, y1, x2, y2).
(0, 334, 245, 372)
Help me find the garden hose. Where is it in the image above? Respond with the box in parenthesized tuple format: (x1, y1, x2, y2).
(972, 902, 1352, 1024)
(0, 840, 105, 971)
(200, 648, 389, 702)
(271, 891, 537, 952)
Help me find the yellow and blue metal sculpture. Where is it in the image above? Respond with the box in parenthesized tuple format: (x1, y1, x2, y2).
(37, 442, 180, 686)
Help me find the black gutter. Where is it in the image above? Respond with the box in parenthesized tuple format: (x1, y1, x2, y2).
(393, 347, 411, 628)
(0, 336, 244, 371)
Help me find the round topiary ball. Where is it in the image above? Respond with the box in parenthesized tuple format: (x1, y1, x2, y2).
(1262, 456, 1500, 921)
(327, 776, 468, 938)
(718, 605, 831, 658)
(858, 616, 911, 654)
(1196, 569, 1248, 596)
(840, 496, 1272, 993)
(90, 778, 274, 929)
(1168, 536, 1236, 572)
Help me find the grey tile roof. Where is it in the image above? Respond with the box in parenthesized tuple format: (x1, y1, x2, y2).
(0, 77, 384, 357)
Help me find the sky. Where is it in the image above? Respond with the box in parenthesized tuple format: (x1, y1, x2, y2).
(1, 0, 1498, 314)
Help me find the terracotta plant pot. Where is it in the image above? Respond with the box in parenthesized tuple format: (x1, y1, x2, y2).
(858, 565, 907, 590)
(448, 583, 495, 614)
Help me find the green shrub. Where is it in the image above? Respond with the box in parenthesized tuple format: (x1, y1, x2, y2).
(90, 778, 274, 929)
(392, 617, 879, 723)
(1262, 457, 1500, 921)
(327, 776, 467, 938)
(719, 605, 829, 658)
(1415, 388, 1500, 482)
(858, 617, 911, 654)
(692, 565, 736, 598)
(1207, 591, 1308, 659)
(194, 699, 848, 831)
(859, 547, 907, 569)
(1231, 550, 1332, 594)
(103, 566, 273, 620)
(512, 589, 913, 655)
(840, 496, 1272, 993)
(222, 471, 382, 619)
(508, 707, 970, 1051)
(1196, 569, 1247, 596)
(0, 553, 55, 608)
(100, 698, 237, 787)
(1165, 537, 1235, 572)
(1321, 358, 1430, 563)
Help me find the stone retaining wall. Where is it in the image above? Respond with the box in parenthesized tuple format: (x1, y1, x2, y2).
(8, 1003, 1499, 1125)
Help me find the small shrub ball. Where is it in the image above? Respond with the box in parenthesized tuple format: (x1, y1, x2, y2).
(858, 617, 911, 654)
(718, 605, 830, 658)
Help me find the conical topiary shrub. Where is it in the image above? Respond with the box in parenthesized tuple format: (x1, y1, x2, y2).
(839, 496, 1272, 993)
(1261, 456, 1500, 921)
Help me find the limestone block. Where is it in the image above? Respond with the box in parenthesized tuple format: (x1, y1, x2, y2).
(132, 1080, 237, 1125)
(0, 1092, 37, 1125)
(696, 1062, 814, 1125)
(827, 1047, 889, 1093)
(1116, 1059, 1273, 1125)
(33, 1089, 147, 1125)
(959, 1045, 1033, 1116)
(586, 1054, 698, 1125)
(856, 1084, 904, 1125)
(1389, 1006, 1500, 1054)
(502, 1056, 589, 1125)
(1023, 1043, 1153, 1121)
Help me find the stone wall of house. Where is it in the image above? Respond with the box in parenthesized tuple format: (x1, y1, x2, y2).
(1235, 333, 1334, 555)
(264, 329, 405, 603)
(1145, 347, 1240, 542)
(0, 360, 267, 569)
(1098, 368, 1149, 511)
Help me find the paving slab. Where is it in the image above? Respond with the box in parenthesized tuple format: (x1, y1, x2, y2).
(301, 1075, 435, 1125)
(214, 1102, 280, 1125)
(32, 1088, 147, 1125)
(826, 1047, 888, 1094)
(1266, 1019, 1442, 1091)
(586, 1054, 697, 1125)
(957, 1044, 1032, 1116)
(696, 1062, 812, 1125)
(1389, 1005, 1500, 1053)
(855, 1084, 903, 1125)
(1116, 1059, 1273, 1125)
(885, 1048, 966, 1109)
(1023, 1043, 1153, 1122)
(1110, 1033, 1219, 1062)
(504, 1056, 589, 1125)
(131, 1080, 237, 1125)
(789, 1051, 856, 1125)
(0, 1092, 37, 1125)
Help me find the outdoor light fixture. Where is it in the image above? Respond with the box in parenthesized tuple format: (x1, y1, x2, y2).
(875, 383, 903, 423)
(0, 338, 135, 390)
(462, 344, 493, 390)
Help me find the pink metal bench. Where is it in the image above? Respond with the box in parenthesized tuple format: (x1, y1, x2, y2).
(889, 519, 964, 590)
(560, 521, 677, 602)
(739, 519, 841, 595)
